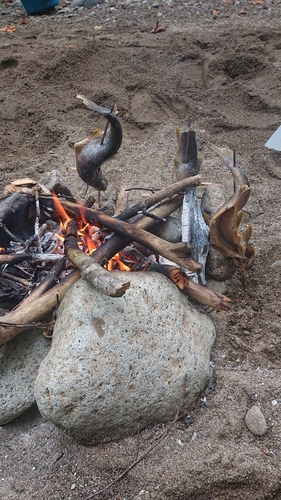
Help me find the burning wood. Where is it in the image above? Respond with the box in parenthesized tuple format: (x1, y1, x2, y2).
(64, 220, 130, 298)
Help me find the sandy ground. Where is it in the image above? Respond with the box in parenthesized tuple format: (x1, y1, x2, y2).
(1, 0, 281, 498)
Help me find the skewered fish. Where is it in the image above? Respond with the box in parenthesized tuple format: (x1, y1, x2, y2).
(209, 147, 255, 273)
(75, 95, 123, 191)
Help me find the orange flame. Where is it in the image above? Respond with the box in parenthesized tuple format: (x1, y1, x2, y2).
(51, 192, 131, 271)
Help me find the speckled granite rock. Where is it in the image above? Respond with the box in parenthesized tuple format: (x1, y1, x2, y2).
(0, 329, 50, 424)
(35, 272, 216, 442)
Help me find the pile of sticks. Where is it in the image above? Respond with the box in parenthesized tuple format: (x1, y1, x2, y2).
(0, 174, 232, 347)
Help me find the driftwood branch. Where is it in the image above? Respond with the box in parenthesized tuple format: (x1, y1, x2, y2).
(116, 174, 202, 221)
(149, 264, 232, 311)
(64, 220, 130, 297)
(90, 197, 184, 266)
(114, 186, 128, 216)
(0, 270, 80, 345)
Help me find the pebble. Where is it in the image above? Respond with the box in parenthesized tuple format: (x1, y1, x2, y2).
(270, 260, 281, 269)
(245, 405, 267, 436)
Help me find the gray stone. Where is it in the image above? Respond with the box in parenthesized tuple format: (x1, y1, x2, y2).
(206, 249, 236, 281)
(35, 272, 216, 442)
(245, 405, 267, 436)
(155, 216, 181, 243)
(270, 260, 281, 270)
(201, 183, 226, 219)
(0, 329, 50, 425)
(201, 184, 236, 281)
(39, 169, 75, 200)
(70, 0, 104, 7)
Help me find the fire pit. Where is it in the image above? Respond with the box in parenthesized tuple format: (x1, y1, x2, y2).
(0, 96, 254, 437)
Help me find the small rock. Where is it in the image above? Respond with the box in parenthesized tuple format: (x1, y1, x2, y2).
(39, 169, 75, 200)
(0, 329, 50, 425)
(245, 405, 267, 436)
(155, 216, 181, 243)
(70, 0, 105, 7)
(201, 184, 236, 281)
(270, 260, 281, 269)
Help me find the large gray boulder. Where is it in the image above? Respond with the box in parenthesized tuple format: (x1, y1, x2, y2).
(35, 272, 216, 442)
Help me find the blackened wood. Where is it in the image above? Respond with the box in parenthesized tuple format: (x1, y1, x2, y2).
(0, 192, 36, 248)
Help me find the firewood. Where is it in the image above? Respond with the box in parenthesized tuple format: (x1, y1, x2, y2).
(90, 197, 185, 266)
(14, 256, 67, 310)
(114, 186, 128, 216)
(116, 174, 202, 221)
(147, 263, 231, 311)
(64, 220, 130, 297)
(0, 270, 80, 345)
(49, 198, 202, 273)
(0, 197, 183, 345)
(168, 267, 232, 311)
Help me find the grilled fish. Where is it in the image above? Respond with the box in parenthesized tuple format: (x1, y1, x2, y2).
(173, 126, 199, 182)
(75, 94, 123, 191)
(209, 146, 255, 269)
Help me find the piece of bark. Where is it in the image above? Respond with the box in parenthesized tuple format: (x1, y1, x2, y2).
(0, 192, 36, 247)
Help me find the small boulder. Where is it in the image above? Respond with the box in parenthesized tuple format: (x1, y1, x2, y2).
(35, 272, 216, 442)
(0, 329, 50, 424)
(245, 405, 267, 436)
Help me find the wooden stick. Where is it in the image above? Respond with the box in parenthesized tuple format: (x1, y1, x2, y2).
(64, 220, 130, 297)
(52, 198, 202, 273)
(0, 253, 33, 265)
(116, 174, 202, 221)
(12, 256, 67, 311)
(89, 197, 184, 266)
(117, 258, 231, 311)
(0, 270, 80, 345)
(153, 264, 232, 311)
(114, 186, 128, 216)
(0, 253, 63, 265)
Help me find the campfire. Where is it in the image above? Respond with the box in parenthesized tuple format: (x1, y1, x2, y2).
(0, 95, 255, 347)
